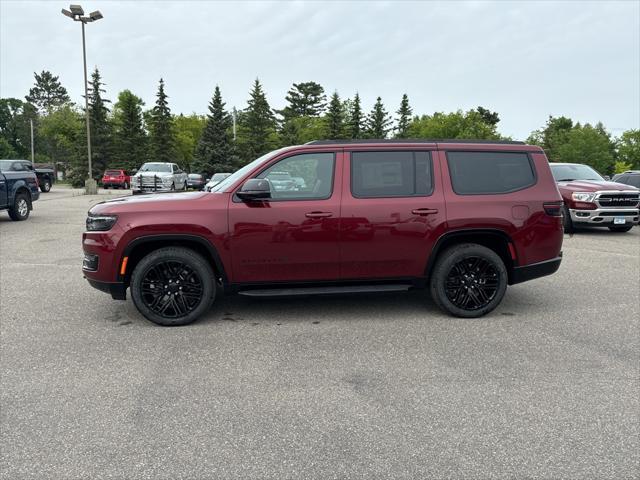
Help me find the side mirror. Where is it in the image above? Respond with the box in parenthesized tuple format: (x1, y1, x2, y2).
(131, 169, 138, 175)
(603, 175, 611, 181)
(237, 178, 271, 201)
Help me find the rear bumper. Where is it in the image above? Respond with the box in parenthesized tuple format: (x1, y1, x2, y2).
(86, 278, 127, 300)
(511, 255, 562, 285)
(569, 208, 639, 225)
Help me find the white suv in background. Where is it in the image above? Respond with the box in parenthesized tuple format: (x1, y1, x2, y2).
(131, 162, 188, 193)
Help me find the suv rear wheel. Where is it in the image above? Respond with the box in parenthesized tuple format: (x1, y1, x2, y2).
(429, 243, 507, 318)
(130, 247, 215, 326)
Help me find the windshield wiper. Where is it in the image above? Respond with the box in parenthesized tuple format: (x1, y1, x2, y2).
(556, 178, 575, 182)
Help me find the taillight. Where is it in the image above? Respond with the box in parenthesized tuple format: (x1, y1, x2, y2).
(544, 202, 563, 217)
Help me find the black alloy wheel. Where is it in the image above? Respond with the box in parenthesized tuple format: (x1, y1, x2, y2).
(444, 256, 500, 310)
(130, 247, 215, 326)
(430, 243, 507, 318)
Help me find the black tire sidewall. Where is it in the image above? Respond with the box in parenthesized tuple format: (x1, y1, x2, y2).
(430, 244, 508, 318)
(130, 247, 216, 326)
(563, 205, 574, 233)
(41, 180, 51, 192)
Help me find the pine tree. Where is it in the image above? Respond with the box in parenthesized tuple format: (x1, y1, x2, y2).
(395, 94, 412, 139)
(148, 78, 176, 163)
(238, 79, 276, 162)
(347, 93, 363, 139)
(281, 81, 326, 119)
(325, 91, 345, 139)
(25, 70, 70, 113)
(193, 86, 233, 176)
(365, 97, 392, 139)
(87, 67, 112, 179)
(113, 90, 147, 171)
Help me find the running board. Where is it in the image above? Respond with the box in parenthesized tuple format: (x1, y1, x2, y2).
(238, 284, 412, 297)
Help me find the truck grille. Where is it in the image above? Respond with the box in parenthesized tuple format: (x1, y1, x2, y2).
(596, 193, 640, 208)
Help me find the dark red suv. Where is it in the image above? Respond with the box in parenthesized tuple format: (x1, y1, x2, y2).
(83, 140, 564, 326)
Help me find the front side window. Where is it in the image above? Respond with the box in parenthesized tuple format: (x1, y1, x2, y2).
(256, 152, 335, 200)
(447, 151, 535, 195)
(351, 151, 432, 198)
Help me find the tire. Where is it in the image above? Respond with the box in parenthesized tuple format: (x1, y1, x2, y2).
(429, 243, 508, 318)
(170, 183, 175, 191)
(104, 185, 109, 189)
(563, 205, 574, 234)
(130, 247, 216, 326)
(40, 178, 51, 193)
(8, 192, 30, 221)
(608, 225, 633, 232)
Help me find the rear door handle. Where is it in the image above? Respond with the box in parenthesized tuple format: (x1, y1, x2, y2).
(411, 208, 439, 216)
(305, 211, 333, 218)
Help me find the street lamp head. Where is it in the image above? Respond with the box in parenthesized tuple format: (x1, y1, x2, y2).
(89, 10, 103, 21)
(69, 4, 84, 16)
(61, 8, 74, 18)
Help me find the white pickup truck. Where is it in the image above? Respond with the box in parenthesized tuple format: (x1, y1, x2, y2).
(130, 162, 188, 193)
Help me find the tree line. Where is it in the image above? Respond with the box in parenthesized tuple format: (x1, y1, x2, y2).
(1, 69, 638, 187)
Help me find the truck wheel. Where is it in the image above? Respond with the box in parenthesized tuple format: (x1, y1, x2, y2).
(40, 178, 51, 193)
(130, 247, 216, 326)
(8, 192, 30, 221)
(429, 243, 507, 318)
(170, 183, 175, 191)
(608, 225, 633, 232)
(563, 205, 574, 234)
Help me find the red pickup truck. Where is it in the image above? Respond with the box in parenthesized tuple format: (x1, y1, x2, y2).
(549, 163, 640, 233)
(83, 140, 564, 326)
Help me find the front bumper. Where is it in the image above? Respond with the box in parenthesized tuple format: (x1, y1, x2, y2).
(511, 255, 562, 285)
(86, 278, 127, 300)
(569, 208, 639, 225)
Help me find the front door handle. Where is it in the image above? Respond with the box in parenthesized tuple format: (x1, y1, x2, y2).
(412, 208, 439, 216)
(305, 211, 333, 218)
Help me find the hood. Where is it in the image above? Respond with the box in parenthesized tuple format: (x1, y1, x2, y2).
(556, 179, 640, 193)
(134, 171, 172, 177)
(89, 191, 217, 215)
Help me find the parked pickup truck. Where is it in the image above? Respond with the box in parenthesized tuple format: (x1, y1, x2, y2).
(550, 162, 640, 233)
(84, 140, 565, 326)
(0, 159, 40, 220)
(130, 162, 188, 193)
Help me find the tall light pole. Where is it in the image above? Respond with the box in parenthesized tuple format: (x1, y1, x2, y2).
(61, 5, 103, 194)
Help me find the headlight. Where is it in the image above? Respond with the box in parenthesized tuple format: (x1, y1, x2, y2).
(86, 215, 118, 231)
(162, 177, 172, 184)
(571, 192, 596, 202)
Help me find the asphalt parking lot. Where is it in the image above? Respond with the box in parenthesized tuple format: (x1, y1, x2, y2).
(1, 187, 639, 479)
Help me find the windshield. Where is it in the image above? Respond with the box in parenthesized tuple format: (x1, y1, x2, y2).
(210, 148, 286, 192)
(139, 163, 171, 173)
(105, 170, 122, 175)
(188, 174, 202, 179)
(550, 164, 603, 182)
(211, 173, 230, 181)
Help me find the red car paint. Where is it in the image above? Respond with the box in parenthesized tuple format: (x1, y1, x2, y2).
(101, 169, 131, 189)
(83, 141, 564, 301)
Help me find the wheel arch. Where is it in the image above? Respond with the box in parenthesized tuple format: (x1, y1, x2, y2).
(119, 234, 228, 287)
(425, 229, 516, 284)
(14, 186, 33, 208)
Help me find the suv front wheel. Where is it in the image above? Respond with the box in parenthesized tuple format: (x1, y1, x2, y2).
(130, 247, 216, 326)
(430, 243, 508, 318)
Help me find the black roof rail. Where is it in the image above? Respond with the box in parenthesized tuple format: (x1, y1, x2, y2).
(304, 139, 526, 145)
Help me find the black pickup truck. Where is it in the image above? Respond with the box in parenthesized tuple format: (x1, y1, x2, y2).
(0, 159, 40, 220)
(27, 161, 55, 192)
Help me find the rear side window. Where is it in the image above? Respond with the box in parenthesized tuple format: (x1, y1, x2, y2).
(447, 151, 535, 195)
(351, 151, 433, 198)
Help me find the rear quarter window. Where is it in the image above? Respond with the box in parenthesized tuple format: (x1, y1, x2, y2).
(446, 151, 536, 195)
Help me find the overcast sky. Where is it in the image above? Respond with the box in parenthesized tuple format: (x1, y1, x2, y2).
(1, 0, 638, 139)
